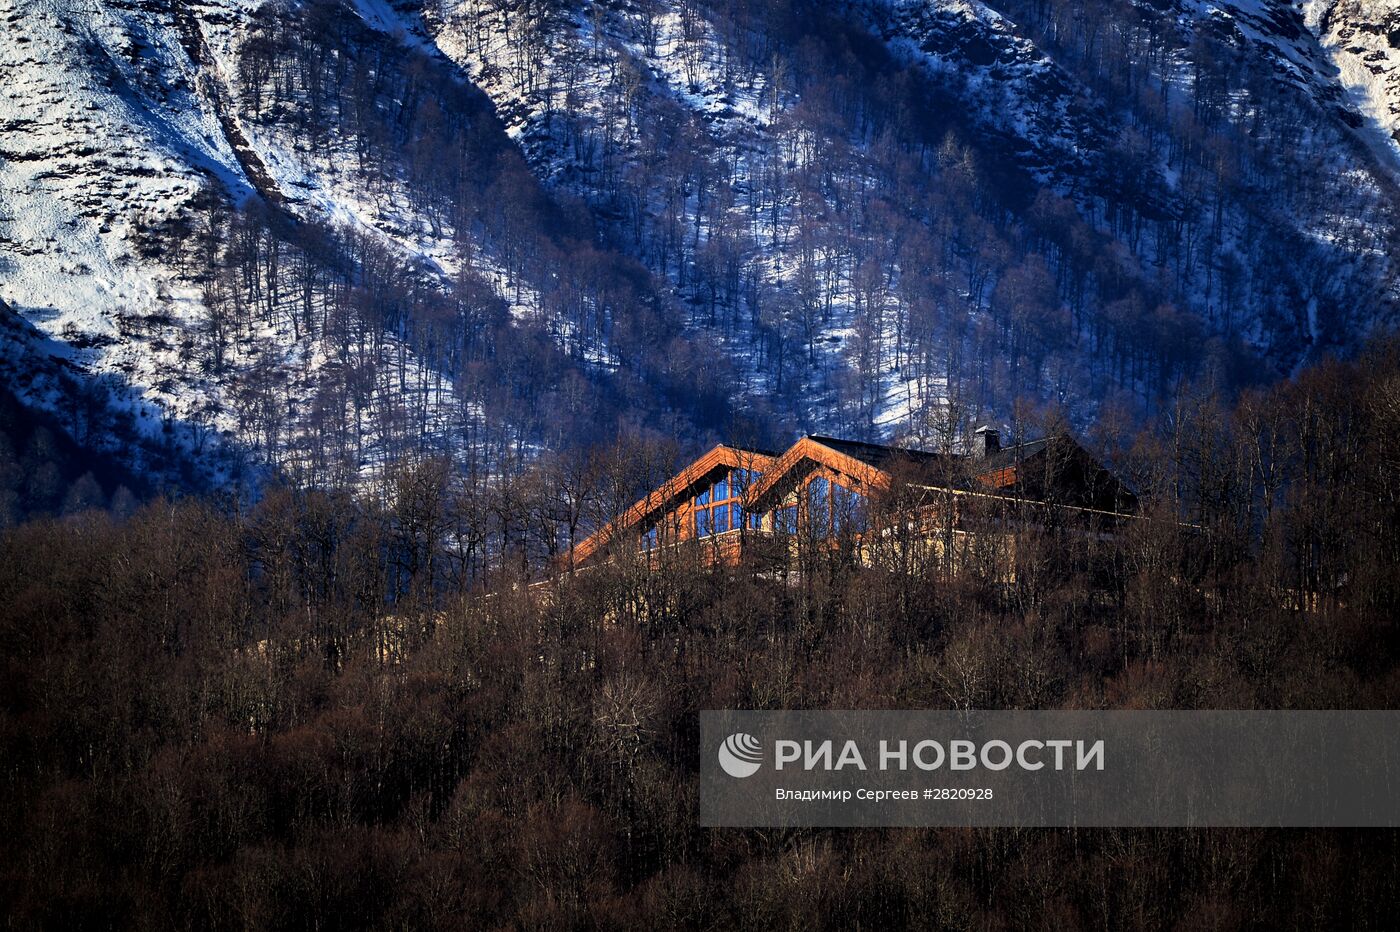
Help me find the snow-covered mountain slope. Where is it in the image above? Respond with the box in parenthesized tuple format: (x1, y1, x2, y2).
(0, 0, 406, 482)
(1303, 0, 1400, 156)
(4, 0, 1400, 489)
(0, 0, 251, 483)
(419, 0, 1400, 435)
(0, 0, 626, 486)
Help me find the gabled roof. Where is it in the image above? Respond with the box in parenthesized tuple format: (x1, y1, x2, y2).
(971, 435, 1137, 511)
(744, 436, 908, 511)
(570, 443, 776, 567)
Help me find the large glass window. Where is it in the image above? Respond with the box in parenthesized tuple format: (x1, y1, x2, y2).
(797, 475, 867, 537)
(808, 477, 830, 536)
(694, 468, 761, 538)
(774, 504, 798, 534)
(641, 512, 683, 552)
(731, 468, 758, 492)
(832, 483, 865, 534)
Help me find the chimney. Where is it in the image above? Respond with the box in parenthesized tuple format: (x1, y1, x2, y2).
(973, 425, 1000, 458)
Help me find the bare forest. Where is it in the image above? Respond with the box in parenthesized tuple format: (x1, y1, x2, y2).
(4, 341, 1400, 928)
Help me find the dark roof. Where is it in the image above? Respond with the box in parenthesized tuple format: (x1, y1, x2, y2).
(759, 432, 1134, 514)
(808, 433, 1058, 477)
(809, 434, 1058, 472)
(807, 435, 946, 470)
(724, 443, 783, 460)
(978, 436, 1052, 471)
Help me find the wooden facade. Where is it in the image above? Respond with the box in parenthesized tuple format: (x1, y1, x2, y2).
(568, 431, 1138, 573)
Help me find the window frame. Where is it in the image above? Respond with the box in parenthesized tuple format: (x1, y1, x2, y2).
(693, 468, 759, 539)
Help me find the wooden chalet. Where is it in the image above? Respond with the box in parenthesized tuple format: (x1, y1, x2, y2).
(568, 429, 1138, 573)
(568, 442, 779, 568)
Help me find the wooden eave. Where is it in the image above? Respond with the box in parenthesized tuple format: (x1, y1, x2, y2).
(743, 436, 894, 512)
